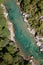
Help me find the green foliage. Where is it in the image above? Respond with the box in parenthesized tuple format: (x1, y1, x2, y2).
(6, 43, 15, 54)
(0, 61, 7, 65)
(0, 6, 10, 38)
(0, 4, 31, 65)
(20, 0, 43, 36)
(0, 0, 4, 3)
(3, 53, 13, 64)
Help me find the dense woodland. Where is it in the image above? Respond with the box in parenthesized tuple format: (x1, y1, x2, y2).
(0, 0, 31, 65)
(19, 0, 43, 36)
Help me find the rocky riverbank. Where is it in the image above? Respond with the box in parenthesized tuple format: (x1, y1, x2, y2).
(1, 0, 43, 65)
(16, 0, 43, 52)
(1, 3, 31, 62)
(1, 3, 38, 65)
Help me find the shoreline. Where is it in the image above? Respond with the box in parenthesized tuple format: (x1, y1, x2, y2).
(16, 0, 43, 52)
(1, 3, 31, 61)
(1, 3, 37, 64)
(1, 3, 15, 42)
(1, 1, 42, 65)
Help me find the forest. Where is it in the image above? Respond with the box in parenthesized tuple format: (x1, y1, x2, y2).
(19, 0, 43, 36)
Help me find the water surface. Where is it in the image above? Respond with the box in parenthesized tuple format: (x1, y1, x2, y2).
(5, 0, 43, 64)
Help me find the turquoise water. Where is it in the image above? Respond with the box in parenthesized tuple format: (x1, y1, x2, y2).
(5, 0, 43, 64)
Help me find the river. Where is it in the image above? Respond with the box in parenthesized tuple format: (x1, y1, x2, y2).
(5, 0, 43, 65)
